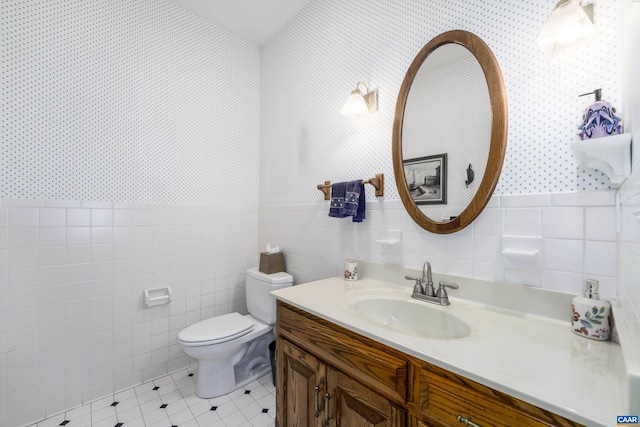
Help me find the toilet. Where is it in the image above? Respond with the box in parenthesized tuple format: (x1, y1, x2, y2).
(178, 268, 293, 398)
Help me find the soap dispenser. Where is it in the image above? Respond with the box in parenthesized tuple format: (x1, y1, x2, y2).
(578, 88, 622, 140)
(571, 279, 611, 341)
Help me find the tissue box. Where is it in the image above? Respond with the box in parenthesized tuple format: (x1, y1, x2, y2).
(259, 252, 285, 274)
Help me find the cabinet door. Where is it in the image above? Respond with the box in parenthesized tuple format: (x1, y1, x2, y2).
(277, 338, 326, 427)
(325, 366, 406, 427)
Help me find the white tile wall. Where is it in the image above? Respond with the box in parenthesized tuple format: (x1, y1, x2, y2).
(260, 191, 618, 300)
(617, 4, 640, 407)
(0, 198, 258, 427)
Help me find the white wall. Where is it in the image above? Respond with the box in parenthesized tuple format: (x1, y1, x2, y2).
(0, 1, 260, 426)
(258, 0, 625, 288)
(617, 0, 640, 398)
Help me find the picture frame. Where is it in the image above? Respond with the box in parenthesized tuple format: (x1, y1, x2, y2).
(402, 153, 447, 205)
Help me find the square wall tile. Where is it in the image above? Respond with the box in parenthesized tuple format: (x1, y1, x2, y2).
(584, 241, 617, 277)
(114, 210, 135, 226)
(541, 270, 583, 294)
(92, 209, 113, 226)
(585, 207, 617, 241)
(67, 228, 91, 245)
(446, 234, 473, 261)
(91, 227, 113, 244)
(446, 259, 473, 278)
(473, 262, 503, 282)
(9, 248, 39, 269)
(543, 239, 583, 273)
(40, 208, 66, 227)
(504, 208, 541, 236)
(587, 275, 617, 300)
(473, 208, 504, 236)
(473, 235, 502, 264)
(67, 209, 91, 227)
(39, 247, 66, 267)
(9, 229, 38, 248)
(7, 307, 37, 331)
(8, 287, 38, 310)
(541, 207, 584, 239)
(9, 208, 39, 227)
(37, 263, 66, 286)
(39, 228, 66, 247)
(8, 268, 37, 290)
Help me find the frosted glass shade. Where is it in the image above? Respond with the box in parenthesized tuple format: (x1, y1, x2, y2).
(535, 0, 595, 54)
(340, 91, 369, 115)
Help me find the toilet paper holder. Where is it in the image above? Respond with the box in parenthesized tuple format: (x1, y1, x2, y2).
(143, 286, 172, 308)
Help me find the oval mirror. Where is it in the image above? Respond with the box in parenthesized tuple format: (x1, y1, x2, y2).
(392, 30, 507, 234)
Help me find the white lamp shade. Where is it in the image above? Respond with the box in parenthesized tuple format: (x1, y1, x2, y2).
(535, 0, 595, 54)
(340, 91, 369, 116)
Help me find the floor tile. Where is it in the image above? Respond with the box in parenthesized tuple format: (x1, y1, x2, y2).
(31, 371, 275, 426)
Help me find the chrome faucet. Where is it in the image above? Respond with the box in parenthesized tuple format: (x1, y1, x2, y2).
(405, 261, 458, 306)
(423, 261, 434, 297)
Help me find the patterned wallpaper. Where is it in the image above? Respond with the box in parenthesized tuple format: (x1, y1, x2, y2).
(1, 0, 627, 206)
(259, 0, 625, 206)
(1, 0, 260, 206)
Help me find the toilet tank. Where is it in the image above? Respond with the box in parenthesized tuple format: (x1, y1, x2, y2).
(245, 267, 293, 324)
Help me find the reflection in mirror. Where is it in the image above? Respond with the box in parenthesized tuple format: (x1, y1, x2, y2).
(392, 30, 507, 234)
(402, 44, 491, 221)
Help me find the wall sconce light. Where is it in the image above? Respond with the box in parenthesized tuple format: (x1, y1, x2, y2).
(535, 0, 595, 54)
(340, 81, 378, 116)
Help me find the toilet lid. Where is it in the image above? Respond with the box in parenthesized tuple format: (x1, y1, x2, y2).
(178, 313, 255, 344)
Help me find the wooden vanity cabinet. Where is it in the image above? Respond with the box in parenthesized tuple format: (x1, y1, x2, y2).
(276, 302, 407, 427)
(275, 301, 583, 427)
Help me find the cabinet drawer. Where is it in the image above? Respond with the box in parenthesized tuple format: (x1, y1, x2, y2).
(419, 364, 583, 427)
(277, 301, 408, 403)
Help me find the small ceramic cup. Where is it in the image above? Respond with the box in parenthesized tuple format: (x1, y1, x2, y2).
(344, 259, 358, 281)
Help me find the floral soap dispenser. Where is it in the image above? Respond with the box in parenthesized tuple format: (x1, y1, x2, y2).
(571, 279, 611, 340)
(578, 88, 622, 140)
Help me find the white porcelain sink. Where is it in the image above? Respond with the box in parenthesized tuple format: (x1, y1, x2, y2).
(351, 297, 471, 339)
(344, 289, 495, 340)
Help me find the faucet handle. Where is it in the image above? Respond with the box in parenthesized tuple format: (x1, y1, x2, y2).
(436, 281, 458, 298)
(405, 275, 424, 294)
(438, 281, 459, 290)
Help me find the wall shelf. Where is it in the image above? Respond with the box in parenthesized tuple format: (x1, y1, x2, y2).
(571, 133, 632, 185)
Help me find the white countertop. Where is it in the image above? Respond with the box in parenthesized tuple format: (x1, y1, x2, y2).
(272, 276, 627, 427)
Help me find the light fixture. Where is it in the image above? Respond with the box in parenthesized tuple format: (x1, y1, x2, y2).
(535, 0, 596, 54)
(340, 81, 378, 116)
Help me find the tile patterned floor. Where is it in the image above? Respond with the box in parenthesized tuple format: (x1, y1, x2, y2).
(28, 368, 276, 427)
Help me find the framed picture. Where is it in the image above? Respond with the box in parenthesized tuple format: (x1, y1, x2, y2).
(403, 153, 447, 205)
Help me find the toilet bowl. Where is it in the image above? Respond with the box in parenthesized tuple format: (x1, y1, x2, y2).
(178, 268, 293, 398)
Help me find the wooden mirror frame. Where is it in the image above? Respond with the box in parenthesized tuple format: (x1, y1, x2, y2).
(392, 30, 508, 234)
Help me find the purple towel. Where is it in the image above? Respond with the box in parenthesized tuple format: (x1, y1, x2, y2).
(342, 180, 361, 216)
(328, 181, 365, 222)
(351, 182, 366, 223)
(328, 182, 347, 218)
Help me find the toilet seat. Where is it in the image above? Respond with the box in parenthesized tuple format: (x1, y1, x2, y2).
(178, 312, 256, 347)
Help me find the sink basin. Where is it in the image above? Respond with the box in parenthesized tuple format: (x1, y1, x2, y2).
(351, 296, 473, 340)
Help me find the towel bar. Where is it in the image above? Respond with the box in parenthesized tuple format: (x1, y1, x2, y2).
(317, 173, 384, 200)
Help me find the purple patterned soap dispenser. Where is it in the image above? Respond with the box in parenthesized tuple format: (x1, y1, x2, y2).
(578, 88, 622, 140)
(571, 279, 611, 341)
